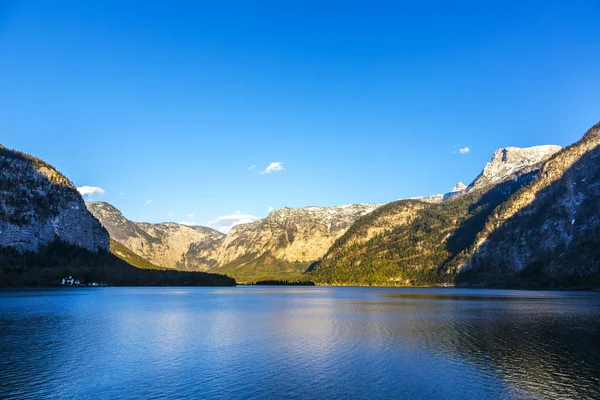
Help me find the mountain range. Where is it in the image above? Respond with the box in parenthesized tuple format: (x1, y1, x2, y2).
(1, 122, 599, 287)
(0, 145, 234, 286)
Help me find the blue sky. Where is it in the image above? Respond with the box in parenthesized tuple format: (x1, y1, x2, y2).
(1, 1, 599, 232)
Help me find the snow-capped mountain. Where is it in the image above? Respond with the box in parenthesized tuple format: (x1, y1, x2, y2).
(467, 145, 562, 191)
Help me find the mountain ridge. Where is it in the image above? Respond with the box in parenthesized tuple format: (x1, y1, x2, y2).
(307, 125, 597, 287)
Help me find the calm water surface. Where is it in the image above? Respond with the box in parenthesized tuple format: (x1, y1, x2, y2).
(0, 287, 599, 399)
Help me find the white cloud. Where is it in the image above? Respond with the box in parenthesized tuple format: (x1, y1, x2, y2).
(249, 165, 256, 170)
(268, 206, 274, 212)
(187, 213, 196, 219)
(167, 211, 174, 217)
(77, 186, 105, 198)
(459, 147, 470, 154)
(144, 199, 153, 206)
(206, 211, 260, 233)
(118, 192, 125, 196)
(260, 162, 285, 175)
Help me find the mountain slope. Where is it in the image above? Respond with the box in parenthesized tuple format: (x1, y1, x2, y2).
(86, 202, 224, 271)
(0, 145, 108, 252)
(211, 204, 380, 281)
(462, 122, 600, 287)
(307, 143, 562, 285)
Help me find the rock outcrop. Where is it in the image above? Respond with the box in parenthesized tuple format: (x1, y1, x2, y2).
(0, 145, 108, 252)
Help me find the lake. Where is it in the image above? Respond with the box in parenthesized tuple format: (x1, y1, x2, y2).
(0, 287, 599, 399)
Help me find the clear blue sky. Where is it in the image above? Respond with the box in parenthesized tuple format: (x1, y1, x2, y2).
(1, 1, 599, 231)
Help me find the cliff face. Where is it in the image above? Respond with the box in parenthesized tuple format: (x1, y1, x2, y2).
(0, 145, 108, 252)
(86, 202, 224, 271)
(464, 123, 600, 285)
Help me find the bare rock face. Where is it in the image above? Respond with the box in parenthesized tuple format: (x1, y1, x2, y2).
(86, 202, 224, 271)
(212, 204, 381, 276)
(468, 145, 561, 191)
(466, 123, 600, 282)
(0, 145, 109, 252)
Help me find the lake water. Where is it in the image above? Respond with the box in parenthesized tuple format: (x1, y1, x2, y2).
(0, 287, 599, 399)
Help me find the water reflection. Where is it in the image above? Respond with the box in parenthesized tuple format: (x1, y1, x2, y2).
(0, 287, 598, 399)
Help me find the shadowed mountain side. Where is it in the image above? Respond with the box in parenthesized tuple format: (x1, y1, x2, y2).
(461, 126, 600, 287)
(307, 122, 600, 288)
(0, 239, 236, 286)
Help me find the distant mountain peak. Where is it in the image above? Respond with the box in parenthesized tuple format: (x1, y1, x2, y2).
(468, 144, 561, 191)
(452, 182, 467, 192)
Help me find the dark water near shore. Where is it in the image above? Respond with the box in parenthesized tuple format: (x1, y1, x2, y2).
(1, 287, 599, 399)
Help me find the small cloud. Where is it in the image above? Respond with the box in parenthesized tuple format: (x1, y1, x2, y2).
(167, 211, 174, 217)
(260, 162, 285, 175)
(118, 192, 125, 196)
(459, 147, 470, 154)
(268, 206, 274, 212)
(249, 165, 256, 170)
(206, 211, 260, 233)
(144, 199, 153, 206)
(77, 186, 105, 198)
(187, 213, 196, 219)
(179, 221, 197, 226)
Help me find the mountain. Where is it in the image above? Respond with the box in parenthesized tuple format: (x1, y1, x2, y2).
(89, 201, 381, 281)
(462, 123, 600, 287)
(0, 145, 108, 252)
(307, 141, 568, 286)
(211, 204, 380, 281)
(0, 146, 234, 286)
(467, 145, 561, 191)
(86, 202, 224, 271)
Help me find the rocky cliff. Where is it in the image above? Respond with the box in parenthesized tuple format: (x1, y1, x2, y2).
(0, 145, 108, 252)
(86, 202, 224, 271)
(463, 123, 600, 286)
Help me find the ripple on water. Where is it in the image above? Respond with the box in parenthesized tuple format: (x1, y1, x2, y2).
(0, 287, 599, 399)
